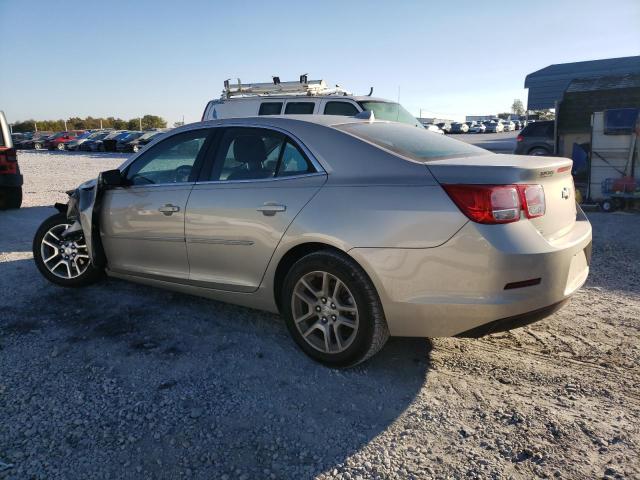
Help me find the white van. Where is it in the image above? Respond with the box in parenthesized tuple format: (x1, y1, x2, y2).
(201, 77, 422, 127)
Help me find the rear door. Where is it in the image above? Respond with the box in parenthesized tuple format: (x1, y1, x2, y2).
(100, 128, 214, 280)
(185, 126, 326, 292)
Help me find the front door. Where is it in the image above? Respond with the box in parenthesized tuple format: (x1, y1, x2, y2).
(185, 127, 326, 292)
(100, 128, 213, 280)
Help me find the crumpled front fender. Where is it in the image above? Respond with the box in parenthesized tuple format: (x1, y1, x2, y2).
(62, 177, 106, 267)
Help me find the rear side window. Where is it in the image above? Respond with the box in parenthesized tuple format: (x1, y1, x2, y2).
(336, 122, 485, 161)
(523, 122, 554, 137)
(211, 128, 313, 181)
(324, 101, 359, 116)
(259, 102, 282, 116)
(284, 102, 315, 115)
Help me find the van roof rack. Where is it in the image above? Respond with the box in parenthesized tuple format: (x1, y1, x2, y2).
(222, 75, 351, 98)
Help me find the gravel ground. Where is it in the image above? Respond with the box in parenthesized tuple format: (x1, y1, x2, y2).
(1, 151, 639, 479)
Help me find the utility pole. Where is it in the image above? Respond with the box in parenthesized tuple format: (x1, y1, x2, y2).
(100, 119, 103, 129)
(139, 117, 142, 130)
(34, 122, 38, 132)
(64, 119, 68, 131)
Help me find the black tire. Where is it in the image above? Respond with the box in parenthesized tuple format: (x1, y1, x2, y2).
(33, 142, 42, 150)
(0, 187, 22, 209)
(57, 143, 66, 151)
(600, 200, 614, 212)
(281, 250, 389, 368)
(528, 147, 550, 156)
(33, 213, 104, 287)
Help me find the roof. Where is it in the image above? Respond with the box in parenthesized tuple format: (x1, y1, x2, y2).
(557, 74, 640, 133)
(210, 95, 393, 104)
(565, 73, 640, 93)
(524, 56, 640, 110)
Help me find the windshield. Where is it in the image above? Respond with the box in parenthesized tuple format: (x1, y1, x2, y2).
(357, 101, 421, 127)
(336, 121, 486, 161)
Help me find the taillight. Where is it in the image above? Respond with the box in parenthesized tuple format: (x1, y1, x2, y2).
(0, 147, 18, 175)
(520, 184, 545, 218)
(443, 184, 545, 224)
(516, 135, 523, 142)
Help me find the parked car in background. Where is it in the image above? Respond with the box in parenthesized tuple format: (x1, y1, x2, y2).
(101, 131, 140, 152)
(106, 131, 144, 152)
(503, 121, 516, 132)
(118, 130, 166, 152)
(32, 115, 592, 367)
(436, 122, 452, 134)
(514, 120, 555, 156)
(469, 122, 486, 133)
(485, 121, 504, 133)
(81, 130, 124, 152)
(513, 120, 523, 130)
(65, 131, 98, 151)
(421, 124, 444, 135)
(17, 132, 54, 150)
(450, 122, 469, 134)
(0, 111, 22, 209)
(45, 131, 81, 150)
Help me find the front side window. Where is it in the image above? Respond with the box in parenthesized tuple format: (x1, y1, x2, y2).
(336, 122, 486, 162)
(259, 102, 283, 115)
(211, 128, 312, 181)
(284, 102, 315, 115)
(324, 101, 359, 116)
(126, 129, 210, 185)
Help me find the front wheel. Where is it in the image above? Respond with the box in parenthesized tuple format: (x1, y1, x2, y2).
(281, 250, 389, 368)
(33, 142, 42, 150)
(56, 143, 66, 151)
(33, 213, 103, 287)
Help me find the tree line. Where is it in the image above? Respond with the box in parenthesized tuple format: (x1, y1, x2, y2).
(11, 115, 167, 133)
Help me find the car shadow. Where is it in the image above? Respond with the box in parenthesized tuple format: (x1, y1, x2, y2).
(0, 205, 57, 252)
(1, 246, 431, 479)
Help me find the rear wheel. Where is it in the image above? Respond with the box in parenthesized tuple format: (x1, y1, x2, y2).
(281, 250, 389, 368)
(56, 143, 65, 151)
(528, 147, 550, 156)
(0, 186, 22, 209)
(33, 142, 42, 150)
(33, 213, 103, 287)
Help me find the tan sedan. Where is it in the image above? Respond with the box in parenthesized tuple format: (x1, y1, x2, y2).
(33, 115, 592, 367)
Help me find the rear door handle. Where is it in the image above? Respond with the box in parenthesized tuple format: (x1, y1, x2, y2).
(158, 204, 180, 216)
(257, 203, 286, 216)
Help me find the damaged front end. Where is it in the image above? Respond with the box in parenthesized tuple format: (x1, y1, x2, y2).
(59, 177, 107, 268)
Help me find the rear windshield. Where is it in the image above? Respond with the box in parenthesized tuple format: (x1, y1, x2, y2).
(336, 122, 486, 161)
(357, 101, 421, 127)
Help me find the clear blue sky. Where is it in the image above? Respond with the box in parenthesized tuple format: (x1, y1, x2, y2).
(1, 0, 638, 125)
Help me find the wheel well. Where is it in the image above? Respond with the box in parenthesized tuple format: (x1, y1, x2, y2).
(273, 242, 348, 311)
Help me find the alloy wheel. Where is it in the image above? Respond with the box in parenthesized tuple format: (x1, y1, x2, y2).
(40, 223, 90, 279)
(291, 270, 359, 354)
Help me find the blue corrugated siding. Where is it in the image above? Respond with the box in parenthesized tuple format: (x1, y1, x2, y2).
(524, 56, 640, 110)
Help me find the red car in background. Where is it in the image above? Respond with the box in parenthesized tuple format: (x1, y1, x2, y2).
(45, 131, 83, 151)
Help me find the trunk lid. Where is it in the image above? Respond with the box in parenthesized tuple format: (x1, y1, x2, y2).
(428, 153, 576, 241)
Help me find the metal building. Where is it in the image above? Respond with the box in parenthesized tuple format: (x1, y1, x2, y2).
(524, 56, 640, 110)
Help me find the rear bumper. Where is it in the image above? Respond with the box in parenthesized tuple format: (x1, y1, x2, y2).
(0, 174, 23, 187)
(350, 208, 592, 337)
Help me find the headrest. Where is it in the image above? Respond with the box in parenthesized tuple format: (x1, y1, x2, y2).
(233, 135, 267, 165)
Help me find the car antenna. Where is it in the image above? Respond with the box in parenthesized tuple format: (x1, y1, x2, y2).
(367, 87, 373, 96)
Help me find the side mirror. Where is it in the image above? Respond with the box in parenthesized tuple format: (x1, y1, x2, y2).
(99, 169, 127, 188)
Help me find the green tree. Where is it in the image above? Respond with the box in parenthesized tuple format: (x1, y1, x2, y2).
(511, 99, 525, 116)
(140, 115, 167, 129)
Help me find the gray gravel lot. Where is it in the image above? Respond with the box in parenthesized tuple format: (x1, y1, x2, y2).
(1, 151, 639, 479)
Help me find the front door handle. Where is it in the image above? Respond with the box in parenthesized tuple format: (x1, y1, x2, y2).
(158, 204, 180, 216)
(257, 203, 286, 216)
